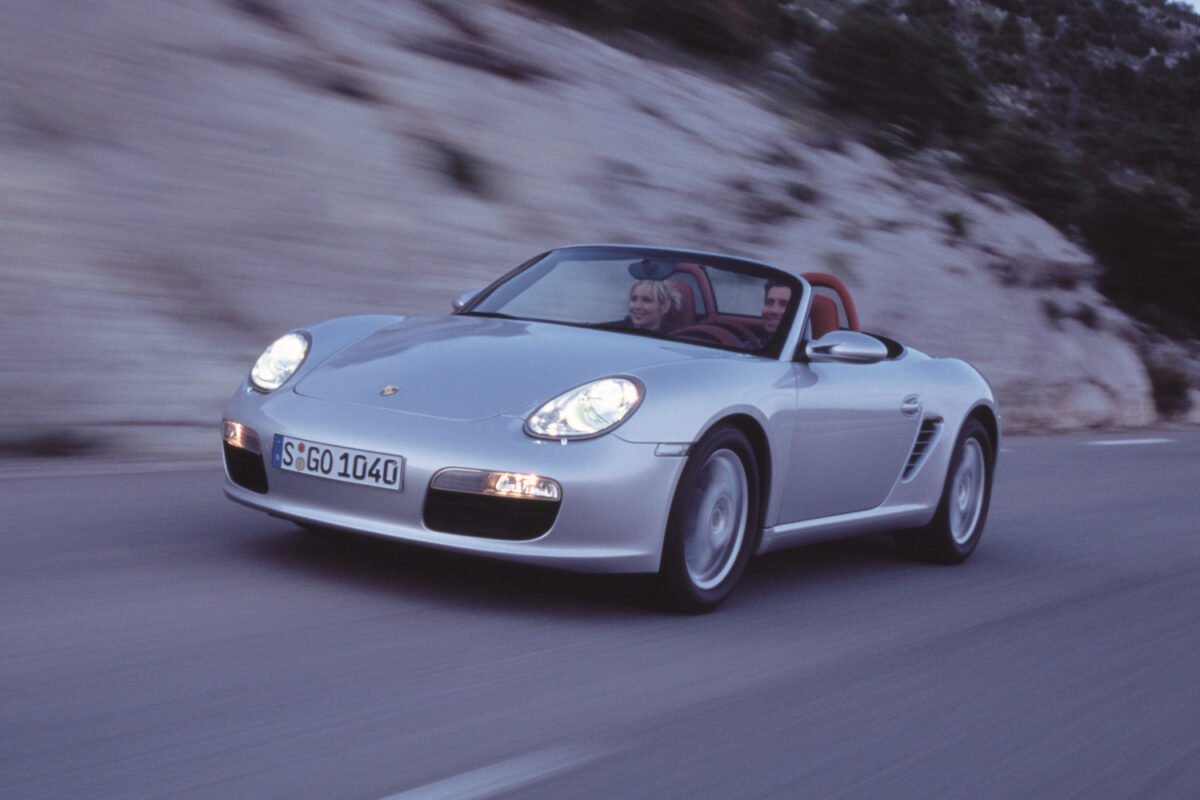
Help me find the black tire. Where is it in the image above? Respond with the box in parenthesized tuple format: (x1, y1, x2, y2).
(659, 426, 761, 613)
(896, 417, 993, 564)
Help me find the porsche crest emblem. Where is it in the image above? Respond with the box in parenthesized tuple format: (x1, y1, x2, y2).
(380, 385, 401, 397)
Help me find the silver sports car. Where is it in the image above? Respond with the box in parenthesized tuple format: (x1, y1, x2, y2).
(223, 245, 998, 611)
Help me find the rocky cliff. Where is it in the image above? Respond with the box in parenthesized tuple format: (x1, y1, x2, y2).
(0, 0, 1190, 459)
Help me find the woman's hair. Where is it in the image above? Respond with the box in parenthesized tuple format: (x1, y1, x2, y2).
(630, 280, 682, 314)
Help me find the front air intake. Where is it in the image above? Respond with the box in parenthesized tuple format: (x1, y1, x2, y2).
(224, 442, 269, 494)
(423, 488, 559, 540)
(902, 418, 942, 481)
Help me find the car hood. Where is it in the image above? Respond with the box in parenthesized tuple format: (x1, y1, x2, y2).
(293, 315, 701, 421)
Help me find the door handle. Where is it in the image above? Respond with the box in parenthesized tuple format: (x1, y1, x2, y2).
(901, 395, 921, 417)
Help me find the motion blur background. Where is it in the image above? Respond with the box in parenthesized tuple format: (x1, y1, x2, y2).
(3, 0, 1199, 460)
(4, 6, 1200, 799)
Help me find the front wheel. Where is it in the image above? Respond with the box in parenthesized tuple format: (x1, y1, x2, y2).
(896, 417, 993, 564)
(659, 427, 760, 613)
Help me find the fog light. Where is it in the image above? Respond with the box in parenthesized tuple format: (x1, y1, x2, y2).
(222, 420, 261, 453)
(484, 472, 561, 501)
(431, 468, 561, 501)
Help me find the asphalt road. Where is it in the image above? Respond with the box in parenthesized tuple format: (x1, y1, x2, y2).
(2, 431, 1199, 799)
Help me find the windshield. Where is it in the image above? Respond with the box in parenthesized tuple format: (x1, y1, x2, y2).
(461, 246, 802, 358)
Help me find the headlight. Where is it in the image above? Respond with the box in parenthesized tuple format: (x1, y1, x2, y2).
(525, 377, 643, 440)
(250, 332, 309, 392)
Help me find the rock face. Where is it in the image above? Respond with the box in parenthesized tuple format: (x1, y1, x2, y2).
(0, 0, 1164, 457)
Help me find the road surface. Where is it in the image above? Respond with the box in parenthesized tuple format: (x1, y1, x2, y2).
(2, 431, 1198, 799)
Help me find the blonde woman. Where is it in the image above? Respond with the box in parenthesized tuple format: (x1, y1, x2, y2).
(627, 280, 682, 332)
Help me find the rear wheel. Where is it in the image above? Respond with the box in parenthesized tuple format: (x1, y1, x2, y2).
(896, 417, 993, 564)
(659, 427, 760, 613)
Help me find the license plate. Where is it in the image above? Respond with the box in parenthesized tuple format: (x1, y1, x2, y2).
(271, 435, 404, 491)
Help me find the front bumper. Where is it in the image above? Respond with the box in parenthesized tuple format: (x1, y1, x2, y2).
(222, 383, 684, 573)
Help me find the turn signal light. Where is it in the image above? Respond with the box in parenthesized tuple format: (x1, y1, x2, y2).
(431, 468, 561, 501)
(484, 472, 561, 501)
(222, 420, 261, 454)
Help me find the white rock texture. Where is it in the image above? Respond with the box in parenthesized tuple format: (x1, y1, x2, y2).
(0, 0, 1163, 457)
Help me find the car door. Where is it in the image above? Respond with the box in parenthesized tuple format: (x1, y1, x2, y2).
(776, 357, 921, 523)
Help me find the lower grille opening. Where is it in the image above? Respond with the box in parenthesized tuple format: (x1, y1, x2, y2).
(224, 442, 268, 494)
(423, 488, 559, 540)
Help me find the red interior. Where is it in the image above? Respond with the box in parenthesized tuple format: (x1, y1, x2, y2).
(802, 272, 860, 332)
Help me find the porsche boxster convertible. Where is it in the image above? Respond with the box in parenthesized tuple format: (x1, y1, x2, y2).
(223, 245, 998, 611)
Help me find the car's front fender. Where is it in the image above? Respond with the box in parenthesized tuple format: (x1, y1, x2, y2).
(614, 355, 795, 445)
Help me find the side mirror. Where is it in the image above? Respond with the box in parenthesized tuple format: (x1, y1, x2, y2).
(805, 330, 889, 364)
(452, 289, 480, 311)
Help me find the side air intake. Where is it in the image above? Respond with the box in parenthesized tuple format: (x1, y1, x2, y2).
(903, 418, 943, 481)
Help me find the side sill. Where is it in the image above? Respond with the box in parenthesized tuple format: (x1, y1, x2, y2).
(757, 503, 933, 554)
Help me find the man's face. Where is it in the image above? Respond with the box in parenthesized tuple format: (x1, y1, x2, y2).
(762, 286, 791, 335)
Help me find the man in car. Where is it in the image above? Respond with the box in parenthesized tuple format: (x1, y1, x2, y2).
(761, 280, 792, 340)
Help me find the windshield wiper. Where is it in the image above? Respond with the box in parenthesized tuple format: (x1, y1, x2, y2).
(460, 310, 521, 320)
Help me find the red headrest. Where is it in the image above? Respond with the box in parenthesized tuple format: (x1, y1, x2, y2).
(810, 295, 840, 338)
(666, 279, 696, 329)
